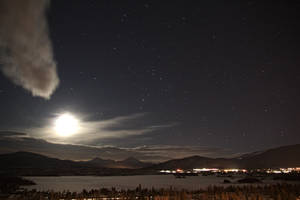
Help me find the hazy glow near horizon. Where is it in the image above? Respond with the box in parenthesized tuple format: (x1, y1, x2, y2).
(54, 113, 79, 137)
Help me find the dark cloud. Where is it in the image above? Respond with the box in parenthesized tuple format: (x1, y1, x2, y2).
(0, 0, 59, 99)
(0, 130, 27, 137)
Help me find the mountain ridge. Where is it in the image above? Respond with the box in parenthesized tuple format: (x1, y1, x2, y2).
(85, 156, 151, 169)
(0, 144, 299, 176)
(148, 144, 300, 170)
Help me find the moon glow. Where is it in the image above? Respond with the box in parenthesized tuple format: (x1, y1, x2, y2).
(54, 113, 79, 137)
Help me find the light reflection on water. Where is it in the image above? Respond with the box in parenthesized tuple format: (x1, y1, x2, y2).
(24, 175, 283, 192)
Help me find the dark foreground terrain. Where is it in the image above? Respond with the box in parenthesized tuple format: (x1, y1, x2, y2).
(1, 176, 300, 200)
(0, 176, 35, 194)
(1, 183, 300, 200)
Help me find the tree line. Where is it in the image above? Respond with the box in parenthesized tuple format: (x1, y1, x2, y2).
(2, 183, 300, 200)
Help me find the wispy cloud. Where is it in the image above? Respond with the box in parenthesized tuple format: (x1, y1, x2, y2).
(26, 113, 177, 145)
(130, 145, 237, 161)
(0, 114, 237, 162)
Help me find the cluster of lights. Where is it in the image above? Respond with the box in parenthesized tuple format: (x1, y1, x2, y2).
(160, 169, 194, 174)
(266, 167, 300, 174)
(160, 168, 248, 174)
(223, 169, 247, 173)
(160, 167, 300, 174)
(194, 168, 248, 173)
(193, 168, 219, 173)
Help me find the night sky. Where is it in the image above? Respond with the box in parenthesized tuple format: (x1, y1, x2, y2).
(0, 1, 300, 161)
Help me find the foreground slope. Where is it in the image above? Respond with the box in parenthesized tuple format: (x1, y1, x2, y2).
(238, 144, 300, 168)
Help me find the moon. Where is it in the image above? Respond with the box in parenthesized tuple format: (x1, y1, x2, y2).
(54, 113, 79, 137)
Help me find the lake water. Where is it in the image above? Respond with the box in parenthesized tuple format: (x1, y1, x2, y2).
(23, 175, 288, 192)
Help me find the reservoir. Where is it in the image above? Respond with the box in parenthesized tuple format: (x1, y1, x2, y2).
(24, 175, 288, 192)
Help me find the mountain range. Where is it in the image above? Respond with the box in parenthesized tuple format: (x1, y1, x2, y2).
(82, 156, 151, 169)
(0, 144, 299, 176)
(149, 144, 300, 170)
(0, 133, 170, 162)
